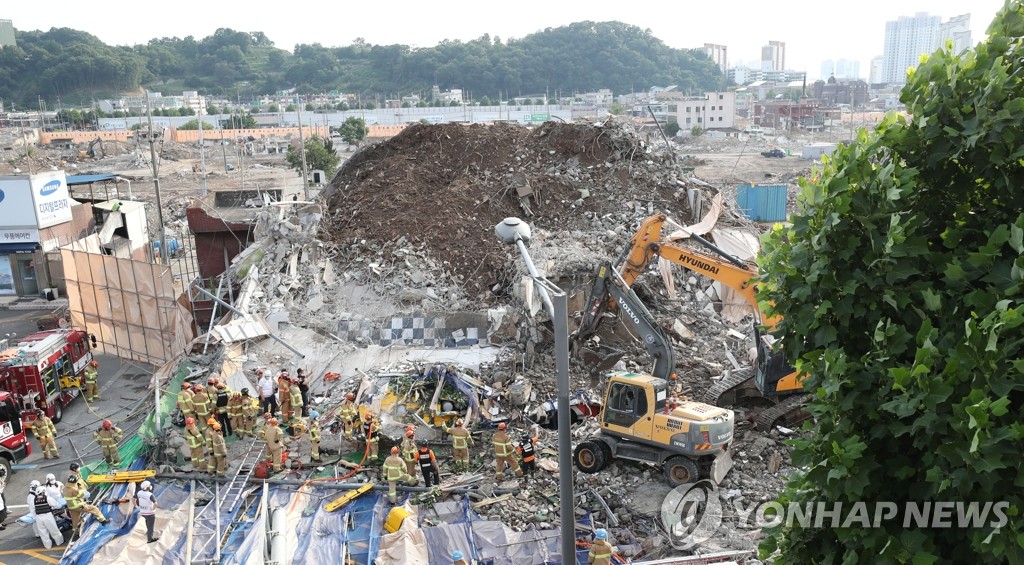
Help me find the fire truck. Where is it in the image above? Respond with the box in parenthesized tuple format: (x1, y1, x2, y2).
(0, 329, 96, 473)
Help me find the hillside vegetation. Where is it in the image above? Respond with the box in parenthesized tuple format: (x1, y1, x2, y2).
(0, 22, 722, 108)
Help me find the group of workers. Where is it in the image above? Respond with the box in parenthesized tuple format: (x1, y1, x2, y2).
(22, 462, 110, 549)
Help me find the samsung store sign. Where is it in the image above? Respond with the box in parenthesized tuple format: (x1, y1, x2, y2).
(0, 171, 73, 231)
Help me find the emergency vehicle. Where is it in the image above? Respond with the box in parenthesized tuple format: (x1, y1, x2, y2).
(0, 329, 95, 427)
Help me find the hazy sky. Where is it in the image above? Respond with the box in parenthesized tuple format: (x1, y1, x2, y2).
(2, 1, 1006, 81)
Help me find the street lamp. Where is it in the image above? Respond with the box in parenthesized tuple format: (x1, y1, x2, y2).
(494, 217, 576, 565)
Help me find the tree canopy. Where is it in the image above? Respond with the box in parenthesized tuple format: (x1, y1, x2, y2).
(0, 21, 722, 108)
(758, 3, 1024, 563)
(286, 135, 340, 181)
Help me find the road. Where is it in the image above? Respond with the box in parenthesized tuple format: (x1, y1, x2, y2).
(0, 309, 157, 564)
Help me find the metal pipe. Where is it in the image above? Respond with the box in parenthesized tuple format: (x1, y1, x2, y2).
(145, 94, 168, 265)
(152, 472, 521, 495)
(192, 286, 306, 358)
(551, 290, 576, 564)
(514, 238, 554, 317)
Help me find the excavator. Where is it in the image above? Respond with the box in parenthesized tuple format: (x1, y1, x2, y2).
(572, 213, 807, 430)
(571, 261, 735, 486)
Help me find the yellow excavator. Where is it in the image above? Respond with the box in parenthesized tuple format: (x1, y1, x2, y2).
(571, 261, 735, 486)
(572, 213, 807, 430)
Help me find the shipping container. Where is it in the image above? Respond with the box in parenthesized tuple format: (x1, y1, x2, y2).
(736, 184, 788, 222)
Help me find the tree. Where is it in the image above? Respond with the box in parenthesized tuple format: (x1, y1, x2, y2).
(223, 112, 257, 129)
(337, 116, 368, 146)
(689, 125, 702, 136)
(663, 120, 680, 137)
(178, 119, 214, 130)
(268, 103, 279, 113)
(305, 103, 314, 111)
(206, 103, 221, 115)
(285, 103, 296, 112)
(759, 4, 1024, 563)
(608, 102, 625, 115)
(285, 135, 341, 179)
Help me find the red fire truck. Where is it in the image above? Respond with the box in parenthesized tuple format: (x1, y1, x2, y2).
(0, 328, 95, 430)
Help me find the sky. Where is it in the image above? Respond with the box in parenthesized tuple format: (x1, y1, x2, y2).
(2, 1, 1008, 81)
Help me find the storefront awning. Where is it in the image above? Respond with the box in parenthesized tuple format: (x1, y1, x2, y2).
(0, 243, 40, 254)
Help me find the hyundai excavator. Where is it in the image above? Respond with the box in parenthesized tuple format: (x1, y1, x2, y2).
(572, 213, 808, 430)
(571, 261, 735, 486)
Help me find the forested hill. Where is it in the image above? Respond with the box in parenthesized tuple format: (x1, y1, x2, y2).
(0, 22, 722, 107)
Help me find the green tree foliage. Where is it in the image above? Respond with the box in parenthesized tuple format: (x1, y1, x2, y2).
(759, 4, 1024, 563)
(285, 135, 341, 179)
(608, 102, 625, 115)
(663, 120, 680, 137)
(178, 119, 215, 130)
(268, 104, 279, 112)
(337, 117, 368, 146)
(223, 112, 257, 129)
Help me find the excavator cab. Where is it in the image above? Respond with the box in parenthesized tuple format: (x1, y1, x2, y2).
(753, 327, 802, 397)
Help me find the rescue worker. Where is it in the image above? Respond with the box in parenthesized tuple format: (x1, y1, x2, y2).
(400, 429, 418, 477)
(296, 369, 310, 417)
(444, 418, 474, 470)
(205, 377, 219, 409)
(308, 410, 322, 462)
(362, 412, 380, 460)
(184, 417, 207, 472)
(83, 359, 100, 402)
(288, 377, 304, 425)
(240, 389, 259, 437)
(191, 381, 212, 432)
(31, 409, 60, 459)
(133, 480, 159, 543)
(259, 412, 273, 441)
(204, 418, 221, 475)
(42, 474, 63, 507)
(382, 446, 414, 504)
(63, 473, 109, 529)
(589, 528, 613, 565)
(68, 462, 82, 484)
(277, 371, 292, 422)
(93, 419, 122, 467)
(27, 480, 64, 549)
(338, 392, 358, 440)
(215, 381, 233, 437)
(264, 417, 284, 472)
(208, 421, 228, 477)
(492, 422, 522, 480)
(176, 382, 195, 423)
(228, 390, 244, 438)
(517, 432, 539, 475)
(452, 550, 468, 565)
(417, 444, 441, 488)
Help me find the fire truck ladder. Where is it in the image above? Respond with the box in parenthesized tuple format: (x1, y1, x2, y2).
(188, 437, 265, 563)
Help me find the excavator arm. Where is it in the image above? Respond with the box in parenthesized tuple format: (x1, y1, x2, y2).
(572, 262, 676, 381)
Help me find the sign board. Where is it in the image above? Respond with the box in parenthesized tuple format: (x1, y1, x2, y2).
(0, 228, 39, 243)
(527, 113, 550, 122)
(0, 177, 37, 229)
(30, 171, 72, 228)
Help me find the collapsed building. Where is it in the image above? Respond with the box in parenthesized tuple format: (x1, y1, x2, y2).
(62, 120, 797, 564)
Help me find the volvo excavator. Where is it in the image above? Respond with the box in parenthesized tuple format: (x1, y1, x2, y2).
(571, 213, 808, 430)
(570, 261, 735, 486)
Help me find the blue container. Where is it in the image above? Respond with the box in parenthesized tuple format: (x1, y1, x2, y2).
(736, 184, 788, 222)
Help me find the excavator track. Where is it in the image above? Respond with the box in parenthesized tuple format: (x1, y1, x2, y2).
(703, 368, 755, 406)
(755, 394, 811, 431)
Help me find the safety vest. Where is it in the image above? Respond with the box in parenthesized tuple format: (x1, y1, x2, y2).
(185, 427, 204, 449)
(383, 456, 404, 480)
(34, 418, 55, 438)
(83, 367, 98, 384)
(177, 389, 194, 411)
(212, 432, 227, 457)
(401, 438, 418, 461)
(241, 397, 258, 417)
(290, 385, 303, 407)
(228, 396, 242, 417)
(193, 393, 210, 413)
(216, 389, 230, 413)
(418, 448, 435, 471)
(33, 491, 52, 514)
(204, 428, 218, 450)
(450, 428, 471, 449)
(309, 422, 321, 442)
(520, 439, 536, 463)
(339, 400, 357, 420)
(493, 431, 513, 457)
(94, 427, 121, 446)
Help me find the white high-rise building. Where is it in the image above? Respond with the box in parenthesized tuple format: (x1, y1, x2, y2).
(704, 44, 728, 74)
(882, 12, 972, 85)
(761, 41, 785, 71)
(835, 59, 860, 80)
(869, 56, 885, 84)
(940, 14, 972, 53)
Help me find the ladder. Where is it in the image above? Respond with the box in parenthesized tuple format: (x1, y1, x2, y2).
(222, 437, 265, 512)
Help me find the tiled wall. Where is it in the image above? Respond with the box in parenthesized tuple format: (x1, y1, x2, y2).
(336, 312, 488, 347)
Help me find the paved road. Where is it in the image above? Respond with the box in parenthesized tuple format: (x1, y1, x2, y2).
(0, 309, 157, 563)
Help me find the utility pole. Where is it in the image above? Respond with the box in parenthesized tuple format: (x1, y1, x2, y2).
(198, 97, 208, 196)
(297, 103, 309, 200)
(145, 92, 169, 264)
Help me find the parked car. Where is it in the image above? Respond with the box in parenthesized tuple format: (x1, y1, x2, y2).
(761, 148, 785, 158)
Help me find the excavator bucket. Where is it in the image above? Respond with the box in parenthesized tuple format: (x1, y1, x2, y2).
(709, 450, 734, 485)
(578, 344, 625, 379)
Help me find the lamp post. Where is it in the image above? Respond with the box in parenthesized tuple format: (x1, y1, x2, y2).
(494, 217, 576, 565)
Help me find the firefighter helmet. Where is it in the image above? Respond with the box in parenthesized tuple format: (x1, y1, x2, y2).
(35, 408, 44, 417)
(89, 359, 99, 368)
(207, 418, 218, 426)
(497, 422, 507, 430)
(345, 392, 355, 401)
(270, 417, 279, 425)
(68, 474, 78, 483)
(456, 419, 464, 427)
(185, 417, 195, 426)
(102, 420, 112, 430)
(594, 528, 608, 540)
(364, 413, 373, 421)
(391, 446, 400, 455)
(211, 421, 222, 430)
(309, 410, 319, 419)
(141, 480, 152, 491)
(452, 550, 465, 560)
(406, 430, 414, 438)
(241, 388, 250, 396)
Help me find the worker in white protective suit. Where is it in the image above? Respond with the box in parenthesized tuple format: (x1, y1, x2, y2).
(26, 480, 64, 549)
